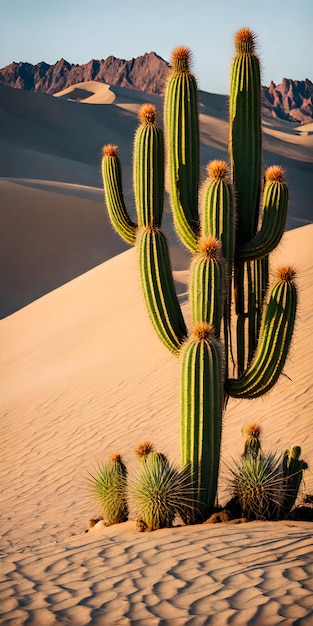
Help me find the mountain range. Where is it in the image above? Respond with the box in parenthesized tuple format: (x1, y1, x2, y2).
(1, 52, 312, 124)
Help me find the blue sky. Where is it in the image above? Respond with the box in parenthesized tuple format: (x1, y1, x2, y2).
(1, 0, 312, 94)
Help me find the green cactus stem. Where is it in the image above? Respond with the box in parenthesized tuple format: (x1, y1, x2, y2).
(164, 45, 200, 252)
(200, 160, 235, 374)
(133, 104, 164, 228)
(181, 323, 224, 521)
(200, 160, 235, 272)
(239, 166, 289, 262)
(229, 27, 261, 245)
(190, 236, 225, 335)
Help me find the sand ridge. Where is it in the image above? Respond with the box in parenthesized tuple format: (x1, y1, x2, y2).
(1, 521, 313, 625)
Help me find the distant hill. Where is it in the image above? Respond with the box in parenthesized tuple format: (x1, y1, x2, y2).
(0, 53, 312, 123)
(263, 78, 313, 124)
(0, 52, 169, 97)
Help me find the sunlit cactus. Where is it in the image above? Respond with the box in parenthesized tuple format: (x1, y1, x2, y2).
(131, 448, 195, 530)
(101, 28, 297, 522)
(87, 453, 128, 525)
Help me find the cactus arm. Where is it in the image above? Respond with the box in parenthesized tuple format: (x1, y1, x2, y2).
(227, 267, 297, 399)
(134, 105, 187, 354)
(238, 167, 289, 262)
(101, 145, 137, 246)
(138, 227, 187, 355)
(181, 324, 224, 521)
(230, 29, 262, 246)
(133, 104, 164, 228)
(164, 47, 199, 252)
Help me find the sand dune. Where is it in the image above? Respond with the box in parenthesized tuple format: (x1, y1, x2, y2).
(1, 78, 313, 624)
(54, 81, 117, 104)
(1, 221, 313, 623)
(1, 81, 312, 317)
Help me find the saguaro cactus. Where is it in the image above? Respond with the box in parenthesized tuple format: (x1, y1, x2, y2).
(101, 29, 297, 522)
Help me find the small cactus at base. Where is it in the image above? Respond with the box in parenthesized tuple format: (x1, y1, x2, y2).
(228, 451, 284, 521)
(87, 453, 128, 525)
(130, 450, 196, 530)
(280, 446, 308, 518)
(242, 423, 262, 459)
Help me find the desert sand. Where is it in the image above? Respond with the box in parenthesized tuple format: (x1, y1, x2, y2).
(1, 79, 313, 625)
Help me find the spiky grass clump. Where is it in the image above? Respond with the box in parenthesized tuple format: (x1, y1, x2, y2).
(87, 454, 128, 525)
(228, 451, 284, 520)
(130, 453, 196, 530)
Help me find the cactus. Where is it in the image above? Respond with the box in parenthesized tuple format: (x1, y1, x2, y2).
(101, 29, 297, 522)
(87, 453, 128, 525)
(131, 449, 195, 530)
(242, 423, 262, 459)
(280, 446, 308, 517)
(228, 450, 284, 521)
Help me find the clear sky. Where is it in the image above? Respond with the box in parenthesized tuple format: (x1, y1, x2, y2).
(1, 0, 312, 95)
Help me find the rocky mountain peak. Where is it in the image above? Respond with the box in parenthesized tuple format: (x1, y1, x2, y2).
(262, 78, 313, 123)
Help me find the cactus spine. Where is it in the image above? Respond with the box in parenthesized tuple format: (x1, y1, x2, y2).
(102, 29, 297, 522)
(242, 423, 262, 459)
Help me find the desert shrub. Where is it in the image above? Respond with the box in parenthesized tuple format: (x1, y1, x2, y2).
(228, 424, 308, 521)
(130, 451, 196, 530)
(228, 451, 285, 520)
(87, 453, 128, 525)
